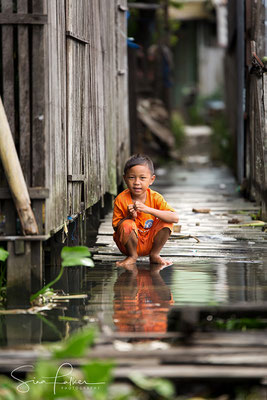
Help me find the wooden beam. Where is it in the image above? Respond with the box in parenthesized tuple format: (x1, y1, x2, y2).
(0, 235, 49, 241)
(128, 2, 162, 10)
(66, 31, 89, 44)
(0, 187, 49, 199)
(67, 174, 86, 182)
(0, 14, 47, 24)
(0, 98, 38, 235)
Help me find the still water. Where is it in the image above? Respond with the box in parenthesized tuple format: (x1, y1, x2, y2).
(1, 260, 267, 347)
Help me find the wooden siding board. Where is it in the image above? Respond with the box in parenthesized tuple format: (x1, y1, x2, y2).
(0, 0, 130, 234)
(45, 0, 67, 234)
(31, 0, 47, 187)
(17, 0, 31, 186)
(1, 1, 15, 141)
(116, 0, 130, 179)
(244, 0, 267, 218)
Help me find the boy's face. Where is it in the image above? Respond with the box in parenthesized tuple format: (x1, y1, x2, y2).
(124, 164, 155, 198)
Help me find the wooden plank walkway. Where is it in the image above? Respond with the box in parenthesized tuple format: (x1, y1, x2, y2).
(93, 166, 266, 265)
(1, 166, 267, 383)
(1, 331, 267, 380)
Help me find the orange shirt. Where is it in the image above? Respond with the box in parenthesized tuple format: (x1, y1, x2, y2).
(112, 188, 175, 233)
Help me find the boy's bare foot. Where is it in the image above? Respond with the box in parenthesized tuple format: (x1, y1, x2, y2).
(116, 256, 137, 268)
(149, 254, 173, 266)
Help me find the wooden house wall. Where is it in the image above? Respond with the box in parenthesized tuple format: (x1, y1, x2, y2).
(0, 0, 129, 237)
(0, 0, 48, 235)
(245, 0, 267, 218)
(225, 0, 267, 218)
(46, 0, 129, 234)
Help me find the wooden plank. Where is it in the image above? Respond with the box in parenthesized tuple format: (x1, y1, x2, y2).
(128, 2, 162, 10)
(31, 241, 43, 293)
(0, 235, 49, 241)
(17, 0, 31, 185)
(31, 0, 46, 187)
(0, 14, 48, 24)
(0, 187, 49, 199)
(66, 30, 89, 44)
(113, 364, 267, 380)
(0, 188, 48, 204)
(67, 174, 85, 182)
(1, 1, 15, 140)
(6, 241, 31, 308)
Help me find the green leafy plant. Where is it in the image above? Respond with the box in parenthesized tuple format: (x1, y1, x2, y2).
(130, 372, 175, 399)
(170, 111, 185, 148)
(30, 246, 94, 303)
(216, 318, 267, 331)
(0, 248, 8, 307)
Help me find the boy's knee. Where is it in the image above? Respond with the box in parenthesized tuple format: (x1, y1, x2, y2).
(117, 219, 137, 236)
(118, 219, 136, 230)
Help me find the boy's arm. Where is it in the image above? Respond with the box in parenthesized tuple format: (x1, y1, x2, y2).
(113, 201, 137, 231)
(134, 201, 179, 223)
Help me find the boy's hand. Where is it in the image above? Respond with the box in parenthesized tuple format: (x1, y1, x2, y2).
(133, 201, 150, 214)
(127, 204, 137, 220)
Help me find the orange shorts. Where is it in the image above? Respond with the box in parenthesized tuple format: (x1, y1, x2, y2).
(113, 218, 173, 256)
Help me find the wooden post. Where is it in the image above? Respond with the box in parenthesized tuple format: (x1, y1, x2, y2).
(0, 97, 38, 235)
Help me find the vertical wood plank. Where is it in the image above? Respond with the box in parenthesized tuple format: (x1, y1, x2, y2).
(6, 241, 31, 309)
(31, 0, 47, 187)
(31, 240, 43, 294)
(17, 0, 31, 185)
(1, 0, 15, 139)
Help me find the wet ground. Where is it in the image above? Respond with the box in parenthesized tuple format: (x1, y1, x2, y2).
(1, 164, 266, 347)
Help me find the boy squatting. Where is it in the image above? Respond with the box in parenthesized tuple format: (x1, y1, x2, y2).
(112, 154, 179, 267)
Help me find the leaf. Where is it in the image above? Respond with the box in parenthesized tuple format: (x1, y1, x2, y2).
(0, 248, 9, 262)
(61, 246, 91, 259)
(130, 372, 175, 399)
(30, 265, 64, 303)
(62, 257, 94, 267)
(82, 361, 114, 400)
(58, 316, 80, 322)
(30, 246, 94, 303)
(232, 221, 266, 227)
(52, 328, 95, 359)
(61, 246, 94, 267)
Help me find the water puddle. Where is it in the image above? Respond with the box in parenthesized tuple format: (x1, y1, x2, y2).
(1, 260, 267, 346)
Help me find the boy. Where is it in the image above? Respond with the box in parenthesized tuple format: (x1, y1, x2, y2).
(112, 154, 179, 267)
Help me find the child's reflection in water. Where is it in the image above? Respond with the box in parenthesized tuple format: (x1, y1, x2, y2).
(113, 264, 173, 333)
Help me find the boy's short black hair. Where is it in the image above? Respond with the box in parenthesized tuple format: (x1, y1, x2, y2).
(124, 154, 155, 175)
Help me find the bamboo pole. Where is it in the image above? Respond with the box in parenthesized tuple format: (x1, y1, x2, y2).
(0, 97, 38, 235)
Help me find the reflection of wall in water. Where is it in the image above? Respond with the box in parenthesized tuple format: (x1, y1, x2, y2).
(226, 263, 267, 303)
(166, 262, 229, 305)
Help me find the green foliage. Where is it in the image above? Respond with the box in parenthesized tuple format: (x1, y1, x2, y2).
(61, 246, 94, 267)
(0, 375, 19, 400)
(130, 372, 175, 399)
(82, 361, 114, 400)
(216, 318, 267, 331)
(170, 111, 185, 148)
(210, 113, 234, 168)
(187, 90, 223, 126)
(169, 20, 181, 47)
(30, 246, 94, 303)
(52, 328, 95, 359)
(0, 248, 8, 262)
(0, 248, 8, 307)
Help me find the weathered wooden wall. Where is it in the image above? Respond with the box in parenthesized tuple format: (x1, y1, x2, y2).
(46, 0, 129, 234)
(0, 0, 129, 237)
(225, 0, 267, 219)
(245, 0, 267, 219)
